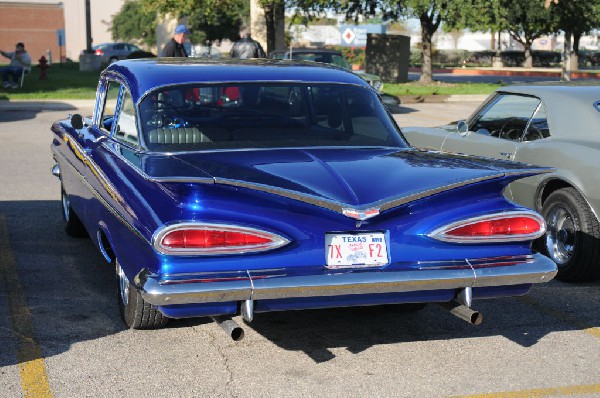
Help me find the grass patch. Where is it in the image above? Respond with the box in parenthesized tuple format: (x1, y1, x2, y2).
(1, 61, 503, 100)
(383, 81, 502, 97)
(0, 62, 99, 100)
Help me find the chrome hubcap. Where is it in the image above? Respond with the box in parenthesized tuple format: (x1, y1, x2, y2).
(545, 206, 575, 266)
(61, 191, 70, 222)
(117, 262, 129, 306)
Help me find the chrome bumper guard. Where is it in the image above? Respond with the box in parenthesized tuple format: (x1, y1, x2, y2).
(134, 254, 557, 307)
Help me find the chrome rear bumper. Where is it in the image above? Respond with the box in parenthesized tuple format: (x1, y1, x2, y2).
(134, 254, 557, 307)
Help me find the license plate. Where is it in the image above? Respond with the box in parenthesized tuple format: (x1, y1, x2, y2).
(325, 232, 388, 268)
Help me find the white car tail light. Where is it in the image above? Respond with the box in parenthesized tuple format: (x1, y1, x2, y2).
(153, 223, 290, 255)
(428, 211, 546, 243)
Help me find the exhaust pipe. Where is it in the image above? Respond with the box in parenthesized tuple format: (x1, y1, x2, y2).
(438, 301, 483, 325)
(212, 316, 245, 341)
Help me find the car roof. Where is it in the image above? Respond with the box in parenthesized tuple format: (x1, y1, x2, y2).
(496, 83, 600, 138)
(104, 58, 371, 103)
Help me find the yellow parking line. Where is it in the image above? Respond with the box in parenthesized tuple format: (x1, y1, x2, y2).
(0, 214, 53, 398)
(452, 383, 600, 397)
(519, 295, 600, 340)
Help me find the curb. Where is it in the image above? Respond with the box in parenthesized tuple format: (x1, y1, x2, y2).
(397, 94, 489, 104)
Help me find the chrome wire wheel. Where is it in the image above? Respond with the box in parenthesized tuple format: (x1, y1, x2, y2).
(545, 205, 575, 266)
(541, 187, 600, 282)
(117, 261, 129, 307)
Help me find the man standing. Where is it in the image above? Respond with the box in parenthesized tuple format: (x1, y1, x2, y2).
(1, 42, 31, 89)
(230, 26, 266, 59)
(162, 24, 190, 57)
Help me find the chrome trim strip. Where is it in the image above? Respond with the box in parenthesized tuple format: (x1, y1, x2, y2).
(136, 254, 557, 306)
(215, 177, 345, 213)
(149, 176, 216, 184)
(52, 147, 148, 242)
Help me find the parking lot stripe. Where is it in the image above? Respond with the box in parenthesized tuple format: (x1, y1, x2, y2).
(519, 295, 600, 340)
(453, 382, 600, 397)
(0, 214, 53, 398)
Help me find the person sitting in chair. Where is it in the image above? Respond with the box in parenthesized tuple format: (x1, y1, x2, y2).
(1, 42, 31, 89)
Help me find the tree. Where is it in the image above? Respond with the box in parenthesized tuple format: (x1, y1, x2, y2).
(318, 0, 486, 84)
(257, 0, 285, 52)
(186, 1, 248, 44)
(140, 0, 248, 43)
(498, 0, 558, 67)
(110, 0, 158, 48)
(339, 0, 466, 83)
(551, 0, 600, 73)
(459, 0, 558, 68)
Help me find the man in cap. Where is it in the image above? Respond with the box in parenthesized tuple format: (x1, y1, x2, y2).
(162, 24, 190, 57)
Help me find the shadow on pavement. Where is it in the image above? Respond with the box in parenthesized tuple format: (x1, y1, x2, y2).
(245, 278, 599, 363)
(0, 200, 125, 369)
(1, 200, 598, 366)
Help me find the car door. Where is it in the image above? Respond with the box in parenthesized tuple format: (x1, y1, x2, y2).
(508, 99, 552, 209)
(441, 94, 542, 162)
(77, 79, 121, 223)
(441, 93, 544, 202)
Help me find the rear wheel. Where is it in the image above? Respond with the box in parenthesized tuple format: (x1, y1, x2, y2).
(61, 187, 87, 237)
(541, 187, 600, 282)
(116, 260, 168, 329)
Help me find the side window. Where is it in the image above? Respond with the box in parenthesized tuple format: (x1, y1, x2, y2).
(470, 94, 541, 141)
(100, 81, 120, 134)
(523, 102, 550, 141)
(114, 90, 139, 147)
(331, 55, 351, 70)
(311, 86, 345, 132)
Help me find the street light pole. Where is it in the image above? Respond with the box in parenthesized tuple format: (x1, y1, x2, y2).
(85, 0, 93, 52)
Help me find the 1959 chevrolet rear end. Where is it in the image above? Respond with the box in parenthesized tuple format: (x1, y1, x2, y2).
(51, 59, 556, 337)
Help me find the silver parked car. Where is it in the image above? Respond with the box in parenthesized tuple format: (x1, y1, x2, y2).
(89, 42, 142, 64)
(401, 83, 600, 282)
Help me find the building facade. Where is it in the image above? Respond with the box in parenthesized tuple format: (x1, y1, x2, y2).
(0, 0, 124, 63)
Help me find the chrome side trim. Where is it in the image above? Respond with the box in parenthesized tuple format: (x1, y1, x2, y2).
(212, 171, 551, 219)
(136, 254, 557, 307)
(52, 147, 148, 243)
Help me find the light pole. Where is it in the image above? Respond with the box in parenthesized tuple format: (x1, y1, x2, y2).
(85, 0, 93, 52)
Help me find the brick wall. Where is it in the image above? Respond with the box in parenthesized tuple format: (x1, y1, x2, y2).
(0, 2, 65, 65)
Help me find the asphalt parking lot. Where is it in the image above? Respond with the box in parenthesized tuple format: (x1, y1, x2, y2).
(1, 100, 599, 398)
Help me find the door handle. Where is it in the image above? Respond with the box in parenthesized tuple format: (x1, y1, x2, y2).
(500, 152, 513, 160)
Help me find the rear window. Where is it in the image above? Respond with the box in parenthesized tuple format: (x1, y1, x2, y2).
(139, 83, 406, 152)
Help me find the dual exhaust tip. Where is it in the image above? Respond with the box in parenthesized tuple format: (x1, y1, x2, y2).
(212, 298, 482, 342)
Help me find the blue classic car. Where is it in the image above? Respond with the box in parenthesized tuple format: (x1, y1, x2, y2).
(51, 59, 557, 337)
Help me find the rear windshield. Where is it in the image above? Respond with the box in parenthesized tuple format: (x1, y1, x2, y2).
(139, 83, 406, 152)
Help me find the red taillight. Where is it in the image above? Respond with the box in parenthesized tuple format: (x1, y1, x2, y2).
(154, 224, 289, 255)
(95, 49, 104, 55)
(429, 212, 546, 243)
(162, 229, 272, 249)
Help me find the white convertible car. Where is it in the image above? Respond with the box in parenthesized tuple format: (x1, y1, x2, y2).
(402, 83, 600, 282)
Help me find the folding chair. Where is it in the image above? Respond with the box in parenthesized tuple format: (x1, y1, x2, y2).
(19, 66, 31, 87)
